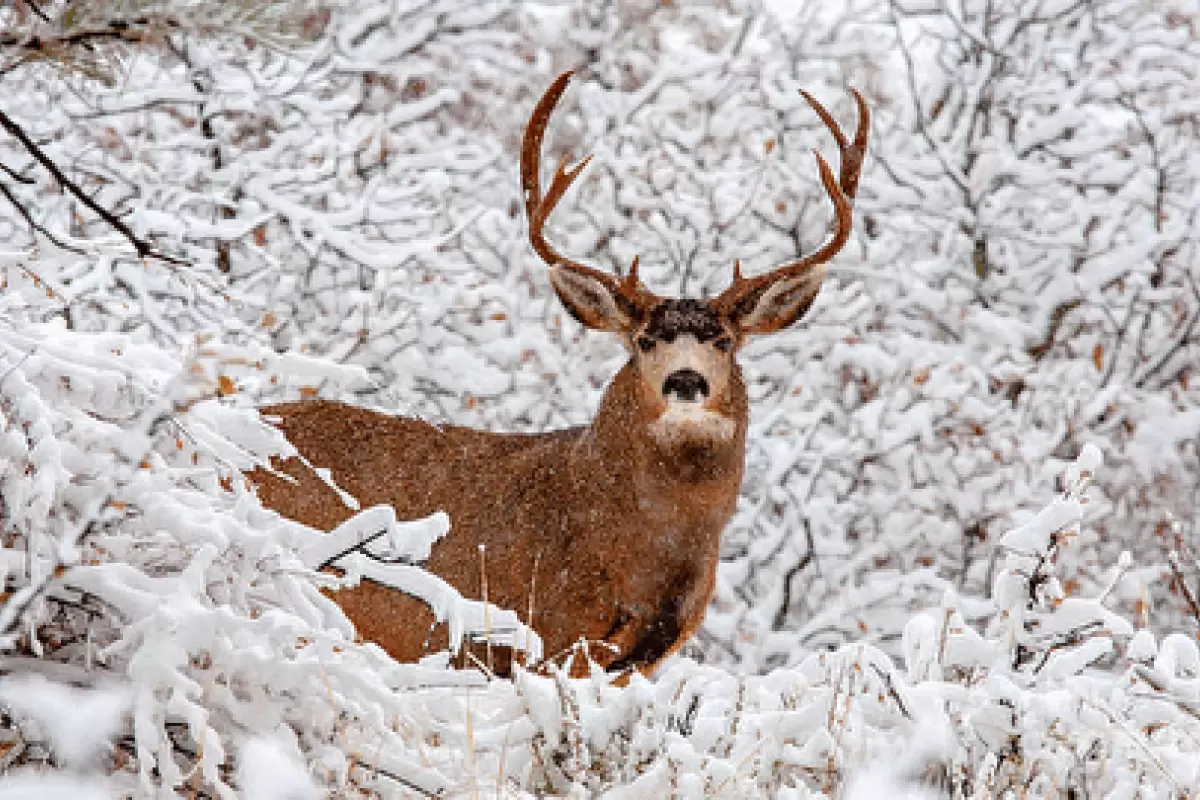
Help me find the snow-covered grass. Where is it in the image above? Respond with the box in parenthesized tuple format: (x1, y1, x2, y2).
(2, 320, 1197, 797)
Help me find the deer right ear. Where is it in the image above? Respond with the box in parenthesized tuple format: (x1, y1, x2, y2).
(726, 264, 827, 336)
(548, 264, 638, 332)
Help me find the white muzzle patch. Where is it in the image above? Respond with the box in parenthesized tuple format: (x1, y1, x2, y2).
(649, 404, 738, 448)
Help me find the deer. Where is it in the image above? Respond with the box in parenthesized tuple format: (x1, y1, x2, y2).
(250, 70, 868, 679)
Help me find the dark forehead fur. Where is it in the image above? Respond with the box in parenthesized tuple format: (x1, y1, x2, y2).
(642, 299, 727, 342)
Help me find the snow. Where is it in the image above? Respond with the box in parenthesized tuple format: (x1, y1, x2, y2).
(1, 0, 1199, 795)
(237, 734, 320, 800)
(0, 774, 116, 800)
(0, 675, 130, 770)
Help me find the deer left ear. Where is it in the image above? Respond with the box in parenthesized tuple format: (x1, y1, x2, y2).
(727, 264, 827, 336)
(548, 264, 639, 332)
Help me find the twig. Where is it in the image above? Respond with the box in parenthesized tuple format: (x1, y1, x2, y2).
(0, 517, 102, 645)
(1168, 551, 1200, 627)
(1132, 665, 1200, 723)
(0, 177, 86, 254)
(18, 0, 52, 24)
(525, 552, 540, 668)
(316, 528, 388, 571)
(0, 162, 34, 184)
(349, 760, 443, 798)
(0, 341, 37, 389)
(478, 544, 493, 674)
(869, 661, 913, 720)
(1080, 696, 1183, 794)
(0, 26, 148, 51)
(0, 107, 187, 264)
(0, 655, 109, 686)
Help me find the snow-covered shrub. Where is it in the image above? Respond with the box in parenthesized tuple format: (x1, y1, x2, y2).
(4, 0, 1197, 669)
(0, 322, 535, 796)
(700, 0, 1200, 668)
(3, 0, 1200, 794)
(5, 346, 1185, 798)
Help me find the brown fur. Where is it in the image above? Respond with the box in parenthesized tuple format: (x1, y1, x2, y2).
(251, 362, 747, 676)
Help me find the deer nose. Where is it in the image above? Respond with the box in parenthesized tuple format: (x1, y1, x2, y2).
(662, 369, 710, 403)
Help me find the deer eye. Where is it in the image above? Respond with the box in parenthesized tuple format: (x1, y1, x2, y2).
(636, 336, 656, 352)
(713, 336, 733, 353)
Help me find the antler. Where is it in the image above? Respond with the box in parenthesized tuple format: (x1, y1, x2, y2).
(714, 89, 870, 322)
(521, 70, 656, 311)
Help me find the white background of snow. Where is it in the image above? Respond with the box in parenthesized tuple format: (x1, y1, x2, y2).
(0, 0, 1198, 796)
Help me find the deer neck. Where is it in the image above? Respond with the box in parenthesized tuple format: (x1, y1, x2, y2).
(588, 360, 748, 497)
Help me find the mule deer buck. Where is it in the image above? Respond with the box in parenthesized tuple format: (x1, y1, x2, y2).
(252, 70, 868, 678)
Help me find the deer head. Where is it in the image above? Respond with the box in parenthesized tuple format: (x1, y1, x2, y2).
(522, 70, 870, 457)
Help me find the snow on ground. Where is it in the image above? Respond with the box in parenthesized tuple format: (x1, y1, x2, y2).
(1, 0, 1198, 796)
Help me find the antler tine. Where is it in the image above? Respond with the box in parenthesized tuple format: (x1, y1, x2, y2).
(799, 88, 870, 199)
(521, 70, 573, 264)
(521, 69, 642, 296)
(715, 88, 869, 314)
(621, 255, 641, 294)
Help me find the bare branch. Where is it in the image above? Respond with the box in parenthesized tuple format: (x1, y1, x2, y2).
(0, 106, 188, 264)
(0, 177, 86, 254)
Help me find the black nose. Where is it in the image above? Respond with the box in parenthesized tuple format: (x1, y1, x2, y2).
(662, 369, 710, 403)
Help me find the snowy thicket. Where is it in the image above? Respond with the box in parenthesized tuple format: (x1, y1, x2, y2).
(2, 0, 1199, 796)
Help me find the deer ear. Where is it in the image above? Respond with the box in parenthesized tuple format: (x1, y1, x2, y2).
(728, 265, 826, 336)
(548, 264, 637, 332)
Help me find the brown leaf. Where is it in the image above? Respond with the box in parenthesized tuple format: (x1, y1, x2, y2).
(217, 375, 236, 396)
(1092, 343, 1104, 371)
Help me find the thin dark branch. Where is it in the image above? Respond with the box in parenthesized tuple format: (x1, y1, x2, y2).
(772, 521, 816, 630)
(0, 161, 34, 184)
(0, 13, 184, 50)
(0, 106, 188, 264)
(1136, 273, 1200, 389)
(316, 529, 389, 571)
(351, 762, 444, 798)
(0, 176, 86, 254)
(0, 27, 144, 50)
(869, 662, 913, 720)
(18, 0, 52, 24)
